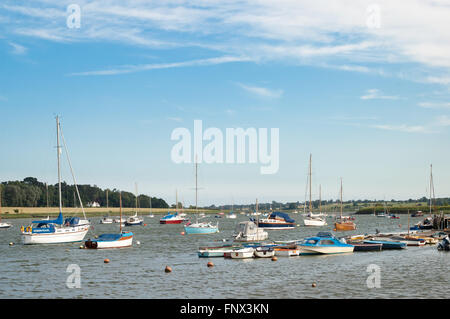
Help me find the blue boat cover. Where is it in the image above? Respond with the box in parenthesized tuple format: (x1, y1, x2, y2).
(64, 217, 80, 226)
(161, 212, 178, 219)
(32, 212, 64, 225)
(269, 212, 295, 223)
(96, 232, 133, 242)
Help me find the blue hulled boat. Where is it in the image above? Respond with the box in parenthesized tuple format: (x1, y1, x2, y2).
(299, 232, 354, 255)
(255, 212, 296, 230)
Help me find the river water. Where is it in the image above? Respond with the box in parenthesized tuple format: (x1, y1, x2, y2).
(0, 214, 448, 299)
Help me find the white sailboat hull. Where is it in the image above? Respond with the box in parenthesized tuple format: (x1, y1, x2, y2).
(22, 226, 89, 245)
(95, 237, 133, 249)
(303, 218, 327, 226)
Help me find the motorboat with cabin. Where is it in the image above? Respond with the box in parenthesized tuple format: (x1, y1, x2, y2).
(234, 221, 268, 242)
(299, 232, 354, 255)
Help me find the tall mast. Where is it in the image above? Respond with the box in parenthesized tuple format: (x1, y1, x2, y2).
(135, 182, 138, 215)
(176, 189, 178, 211)
(106, 189, 109, 209)
(309, 154, 312, 212)
(0, 184, 2, 222)
(319, 185, 322, 214)
(340, 178, 343, 218)
(119, 192, 122, 233)
(46, 182, 49, 208)
(56, 116, 63, 214)
(150, 196, 153, 213)
(429, 164, 433, 216)
(195, 156, 198, 214)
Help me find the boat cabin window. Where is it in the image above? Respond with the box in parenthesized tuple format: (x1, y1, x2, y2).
(319, 240, 335, 245)
(304, 239, 318, 244)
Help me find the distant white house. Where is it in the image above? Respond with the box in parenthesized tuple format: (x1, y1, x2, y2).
(87, 201, 101, 208)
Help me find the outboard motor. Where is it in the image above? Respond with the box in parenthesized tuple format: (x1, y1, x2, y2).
(437, 235, 450, 251)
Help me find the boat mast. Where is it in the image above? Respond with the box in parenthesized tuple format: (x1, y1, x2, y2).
(195, 155, 198, 214)
(340, 178, 343, 219)
(0, 184, 2, 222)
(429, 164, 434, 216)
(149, 195, 152, 215)
(119, 192, 122, 233)
(135, 182, 138, 215)
(309, 154, 312, 213)
(106, 189, 109, 209)
(319, 185, 322, 214)
(56, 116, 63, 214)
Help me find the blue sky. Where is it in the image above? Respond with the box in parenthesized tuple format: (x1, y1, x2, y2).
(1, 1, 450, 206)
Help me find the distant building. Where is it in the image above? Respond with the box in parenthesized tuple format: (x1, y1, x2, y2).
(87, 201, 101, 208)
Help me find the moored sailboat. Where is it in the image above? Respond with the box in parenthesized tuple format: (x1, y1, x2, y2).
(303, 155, 327, 227)
(85, 192, 133, 249)
(0, 185, 12, 229)
(20, 116, 90, 244)
(334, 178, 356, 231)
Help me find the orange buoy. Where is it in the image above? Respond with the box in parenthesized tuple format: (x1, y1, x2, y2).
(271, 256, 277, 261)
(165, 266, 172, 273)
(144, 224, 147, 226)
(104, 258, 110, 264)
(207, 262, 214, 268)
(181, 232, 185, 235)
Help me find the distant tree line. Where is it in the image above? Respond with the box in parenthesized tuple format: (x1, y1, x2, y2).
(0, 177, 168, 208)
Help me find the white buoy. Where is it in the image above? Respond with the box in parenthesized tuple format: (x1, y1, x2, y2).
(136, 240, 141, 245)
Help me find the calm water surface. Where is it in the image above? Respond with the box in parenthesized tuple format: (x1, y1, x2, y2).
(0, 214, 448, 298)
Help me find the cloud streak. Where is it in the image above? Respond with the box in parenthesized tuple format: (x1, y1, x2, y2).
(237, 83, 283, 98)
(68, 56, 250, 76)
(361, 89, 399, 100)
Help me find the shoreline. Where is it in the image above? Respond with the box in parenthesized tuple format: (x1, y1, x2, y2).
(0, 207, 220, 219)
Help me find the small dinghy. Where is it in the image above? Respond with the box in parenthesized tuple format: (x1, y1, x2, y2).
(347, 241, 382, 252)
(254, 246, 275, 258)
(274, 244, 300, 256)
(363, 240, 406, 250)
(85, 193, 133, 249)
(230, 247, 255, 259)
(100, 216, 113, 224)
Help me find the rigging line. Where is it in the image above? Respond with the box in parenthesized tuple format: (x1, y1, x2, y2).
(58, 123, 87, 221)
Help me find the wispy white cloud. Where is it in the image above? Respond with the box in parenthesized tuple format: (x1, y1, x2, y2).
(68, 56, 250, 76)
(2, 1, 450, 82)
(237, 83, 283, 98)
(436, 115, 450, 126)
(167, 117, 183, 122)
(370, 124, 430, 133)
(418, 102, 450, 109)
(361, 89, 399, 100)
(8, 41, 27, 55)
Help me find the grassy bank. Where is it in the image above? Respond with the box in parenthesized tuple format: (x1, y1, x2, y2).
(356, 205, 450, 215)
(0, 207, 220, 219)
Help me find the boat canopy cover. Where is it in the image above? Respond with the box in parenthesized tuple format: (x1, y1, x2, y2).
(269, 212, 295, 223)
(64, 217, 80, 226)
(32, 212, 64, 225)
(317, 232, 334, 238)
(95, 232, 132, 242)
(161, 212, 178, 219)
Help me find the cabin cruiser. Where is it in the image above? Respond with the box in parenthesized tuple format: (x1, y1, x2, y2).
(234, 221, 268, 242)
(299, 232, 354, 255)
(255, 212, 296, 230)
